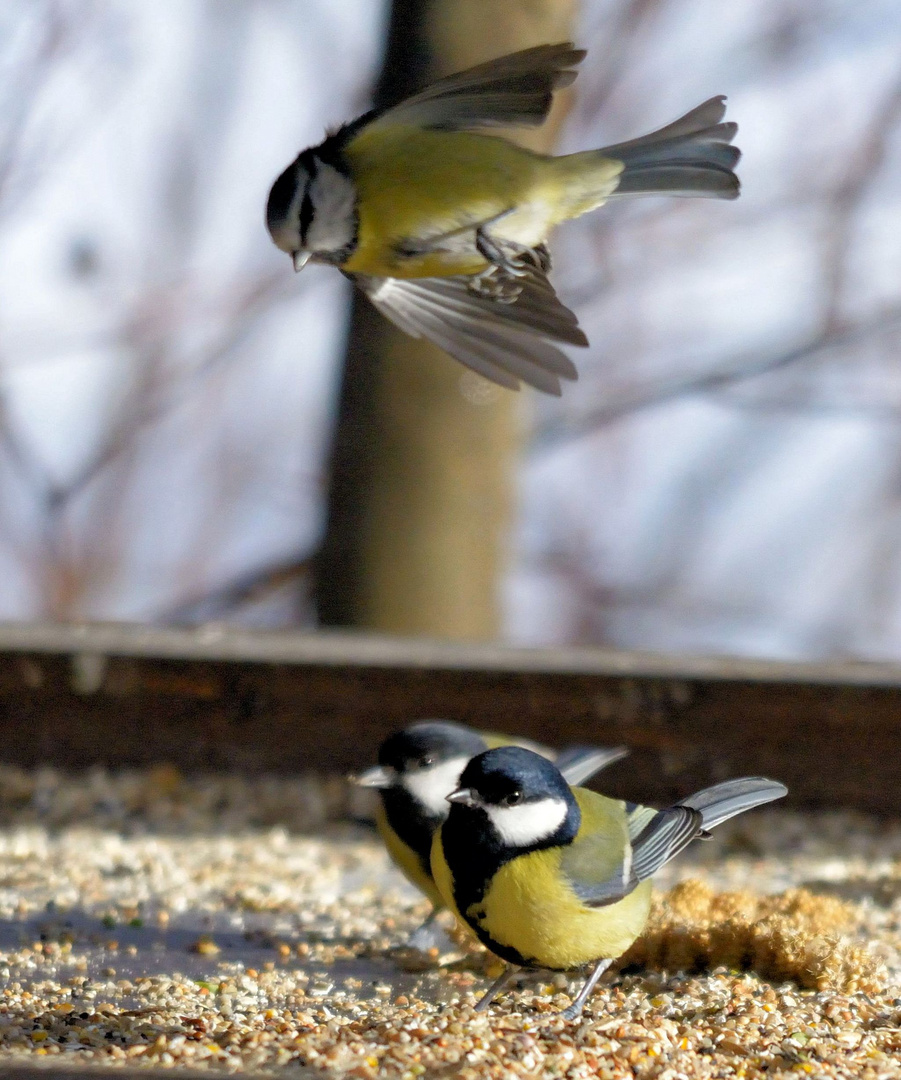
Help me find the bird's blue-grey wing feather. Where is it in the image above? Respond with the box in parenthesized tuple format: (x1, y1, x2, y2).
(564, 804, 702, 907)
(564, 778, 787, 908)
(369, 43, 585, 131)
(626, 778, 787, 881)
(628, 806, 704, 881)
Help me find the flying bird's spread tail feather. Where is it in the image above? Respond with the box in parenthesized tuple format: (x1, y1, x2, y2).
(554, 96, 740, 220)
(604, 95, 740, 199)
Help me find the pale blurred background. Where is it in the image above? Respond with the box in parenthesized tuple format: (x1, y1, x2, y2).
(2, 0, 901, 660)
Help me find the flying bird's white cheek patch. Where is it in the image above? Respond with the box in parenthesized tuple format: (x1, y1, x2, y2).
(485, 797, 568, 847)
(402, 757, 471, 818)
(306, 162, 357, 253)
(269, 221, 301, 254)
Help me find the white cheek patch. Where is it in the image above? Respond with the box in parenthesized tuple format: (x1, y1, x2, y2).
(269, 219, 302, 254)
(402, 757, 470, 818)
(306, 162, 357, 253)
(484, 797, 568, 848)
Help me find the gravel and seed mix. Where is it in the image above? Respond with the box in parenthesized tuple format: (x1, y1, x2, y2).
(0, 765, 898, 1077)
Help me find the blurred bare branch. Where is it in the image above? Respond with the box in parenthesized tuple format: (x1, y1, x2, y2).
(0, 1, 127, 608)
(819, 70, 901, 329)
(0, 1, 336, 620)
(532, 305, 901, 451)
(0, 1, 123, 220)
(160, 551, 315, 625)
(575, 0, 664, 119)
(58, 269, 297, 507)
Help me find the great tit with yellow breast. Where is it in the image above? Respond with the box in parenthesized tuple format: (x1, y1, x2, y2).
(431, 746, 787, 1019)
(266, 43, 740, 394)
(352, 721, 627, 937)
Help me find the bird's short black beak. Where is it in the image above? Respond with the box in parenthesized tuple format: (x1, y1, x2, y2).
(351, 765, 395, 789)
(446, 787, 478, 807)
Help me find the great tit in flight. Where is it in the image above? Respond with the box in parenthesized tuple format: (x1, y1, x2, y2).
(266, 43, 740, 394)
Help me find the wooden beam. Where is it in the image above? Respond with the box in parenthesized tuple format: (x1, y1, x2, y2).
(0, 622, 897, 814)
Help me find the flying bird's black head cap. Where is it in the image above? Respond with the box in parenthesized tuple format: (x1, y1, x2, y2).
(266, 158, 301, 234)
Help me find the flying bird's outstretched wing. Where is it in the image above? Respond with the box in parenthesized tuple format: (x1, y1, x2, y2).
(353, 268, 585, 394)
(364, 42, 585, 133)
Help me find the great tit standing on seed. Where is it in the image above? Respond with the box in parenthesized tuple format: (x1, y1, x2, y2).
(352, 721, 627, 935)
(431, 746, 787, 1019)
(266, 43, 741, 394)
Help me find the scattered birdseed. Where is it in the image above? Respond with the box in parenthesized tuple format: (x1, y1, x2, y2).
(0, 766, 898, 1078)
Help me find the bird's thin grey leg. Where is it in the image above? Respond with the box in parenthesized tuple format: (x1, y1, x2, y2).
(475, 965, 521, 1012)
(472, 223, 550, 302)
(559, 958, 613, 1020)
(475, 224, 532, 279)
(405, 907, 442, 950)
(416, 908, 440, 932)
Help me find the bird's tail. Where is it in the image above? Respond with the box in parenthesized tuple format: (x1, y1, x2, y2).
(624, 777, 786, 886)
(555, 96, 740, 219)
(602, 96, 740, 199)
(681, 777, 788, 831)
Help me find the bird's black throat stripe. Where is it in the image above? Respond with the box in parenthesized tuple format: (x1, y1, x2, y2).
(441, 808, 524, 959)
(441, 800, 580, 967)
(296, 149, 317, 247)
(380, 786, 443, 880)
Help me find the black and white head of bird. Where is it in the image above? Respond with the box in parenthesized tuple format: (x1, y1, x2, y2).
(354, 721, 487, 819)
(448, 746, 579, 849)
(266, 149, 358, 271)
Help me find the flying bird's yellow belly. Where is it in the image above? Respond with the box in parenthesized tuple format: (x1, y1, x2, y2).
(341, 126, 559, 279)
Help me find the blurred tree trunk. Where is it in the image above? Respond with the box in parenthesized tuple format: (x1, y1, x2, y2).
(315, 0, 579, 639)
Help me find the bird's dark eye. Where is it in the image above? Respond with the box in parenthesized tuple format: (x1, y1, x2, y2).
(417, 755, 435, 769)
(503, 790, 523, 807)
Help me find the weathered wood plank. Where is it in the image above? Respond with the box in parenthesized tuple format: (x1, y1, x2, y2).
(0, 623, 896, 814)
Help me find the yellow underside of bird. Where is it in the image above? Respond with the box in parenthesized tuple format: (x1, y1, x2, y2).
(341, 126, 624, 279)
(431, 788, 653, 971)
(375, 800, 445, 910)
